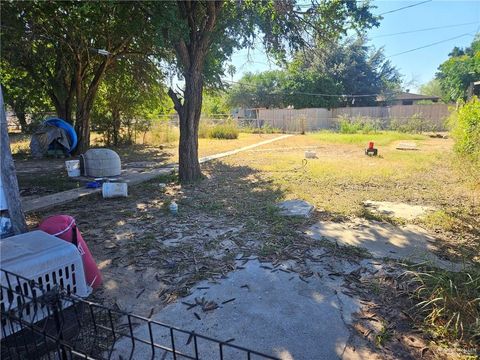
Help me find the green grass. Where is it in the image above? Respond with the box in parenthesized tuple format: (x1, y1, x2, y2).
(375, 322, 393, 347)
(223, 132, 478, 264)
(405, 267, 480, 347)
(422, 210, 459, 232)
(309, 131, 426, 146)
(208, 122, 239, 139)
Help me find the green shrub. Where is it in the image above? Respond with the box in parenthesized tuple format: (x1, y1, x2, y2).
(208, 120, 239, 139)
(339, 118, 361, 134)
(338, 115, 381, 134)
(449, 97, 480, 166)
(390, 113, 441, 133)
(242, 124, 282, 134)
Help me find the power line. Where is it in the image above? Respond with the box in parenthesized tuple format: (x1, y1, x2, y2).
(389, 33, 473, 57)
(371, 21, 479, 38)
(378, 0, 432, 16)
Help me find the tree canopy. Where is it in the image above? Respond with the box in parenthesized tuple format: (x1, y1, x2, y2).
(436, 35, 480, 102)
(227, 37, 401, 109)
(91, 57, 171, 146)
(2, 0, 379, 182)
(1, 1, 157, 152)
(0, 61, 52, 132)
(146, 0, 379, 181)
(419, 78, 447, 101)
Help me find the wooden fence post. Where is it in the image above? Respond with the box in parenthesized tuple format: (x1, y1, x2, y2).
(0, 85, 27, 235)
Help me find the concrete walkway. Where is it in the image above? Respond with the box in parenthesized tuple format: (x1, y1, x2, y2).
(112, 259, 376, 360)
(22, 135, 292, 212)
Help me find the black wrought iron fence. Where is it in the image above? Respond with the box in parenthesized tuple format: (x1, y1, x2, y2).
(0, 269, 279, 360)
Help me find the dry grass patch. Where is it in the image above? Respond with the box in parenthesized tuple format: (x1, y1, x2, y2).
(223, 133, 479, 263)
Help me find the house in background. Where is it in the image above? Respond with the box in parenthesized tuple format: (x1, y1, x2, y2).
(377, 91, 440, 106)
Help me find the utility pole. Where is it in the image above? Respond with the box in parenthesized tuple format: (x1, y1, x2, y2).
(0, 85, 27, 235)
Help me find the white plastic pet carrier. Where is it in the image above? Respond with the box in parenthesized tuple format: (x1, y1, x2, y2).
(0, 230, 91, 337)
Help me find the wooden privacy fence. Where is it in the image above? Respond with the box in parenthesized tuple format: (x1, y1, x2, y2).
(255, 104, 451, 132)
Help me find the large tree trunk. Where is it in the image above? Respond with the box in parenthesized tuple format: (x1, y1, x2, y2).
(167, 0, 222, 183)
(0, 86, 27, 235)
(53, 99, 73, 124)
(74, 59, 110, 154)
(112, 108, 121, 146)
(178, 70, 203, 182)
(15, 111, 28, 133)
(75, 109, 91, 154)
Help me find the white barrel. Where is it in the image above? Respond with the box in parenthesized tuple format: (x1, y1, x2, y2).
(83, 149, 121, 177)
(65, 160, 81, 177)
(102, 182, 128, 198)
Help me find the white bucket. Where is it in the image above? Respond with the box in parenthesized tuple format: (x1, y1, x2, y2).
(65, 160, 81, 177)
(102, 182, 128, 198)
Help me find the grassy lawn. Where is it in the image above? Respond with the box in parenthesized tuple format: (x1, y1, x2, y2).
(309, 130, 426, 145)
(223, 132, 479, 263)
(114, 133, 279, 164)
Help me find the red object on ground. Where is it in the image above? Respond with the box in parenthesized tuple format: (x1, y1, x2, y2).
(368, 141, 374, 149)
(39, 215, 102, 289)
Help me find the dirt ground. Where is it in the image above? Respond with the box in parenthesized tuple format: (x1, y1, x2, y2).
(13, 133, 279, 197)
(25, 132, 479, 358)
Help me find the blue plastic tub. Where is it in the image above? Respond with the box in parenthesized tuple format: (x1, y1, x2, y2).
(44, 118, 78, 153)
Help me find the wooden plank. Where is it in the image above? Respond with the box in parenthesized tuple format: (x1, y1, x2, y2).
(0, 86, 27, 234)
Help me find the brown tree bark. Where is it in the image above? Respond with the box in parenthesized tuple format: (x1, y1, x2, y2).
(170, 69, 204, 182)
(112, 108, 121, 146)
(74, 59, 110, 154)
(168, 0, 223, 183)
(52, 96, 74, 124)
(14, 110, 28, 133)
(0, 86, 27, 235)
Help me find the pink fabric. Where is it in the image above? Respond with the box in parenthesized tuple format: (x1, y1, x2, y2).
(39, 215, 102, 289)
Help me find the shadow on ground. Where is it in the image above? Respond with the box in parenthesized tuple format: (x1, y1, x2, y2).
(25, 160, 455, 359)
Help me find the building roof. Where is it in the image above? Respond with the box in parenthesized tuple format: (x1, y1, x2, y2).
(376, 92, 440, 102)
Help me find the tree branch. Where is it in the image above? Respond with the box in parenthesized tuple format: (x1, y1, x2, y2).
(168, 88, 183, 113)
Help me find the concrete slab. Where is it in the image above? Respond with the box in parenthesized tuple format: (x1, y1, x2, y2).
(396, 142, 418, 150)
(306, 219, 460, 271)
(363, 200, 435, 221)
(277, 199, 314, 218)
(112, 260, 365, 360)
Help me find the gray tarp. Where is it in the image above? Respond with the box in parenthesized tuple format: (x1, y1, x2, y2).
(30, 124, 72, 158)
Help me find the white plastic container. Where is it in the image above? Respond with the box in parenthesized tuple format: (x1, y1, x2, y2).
(102, 182, 128, 198)
(81, 149, 121, 177)
(0, 230, 90, 337)
(65, 160, 81, 177)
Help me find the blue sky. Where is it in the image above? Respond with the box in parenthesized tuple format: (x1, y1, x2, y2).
(229, 0, 480, 92)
